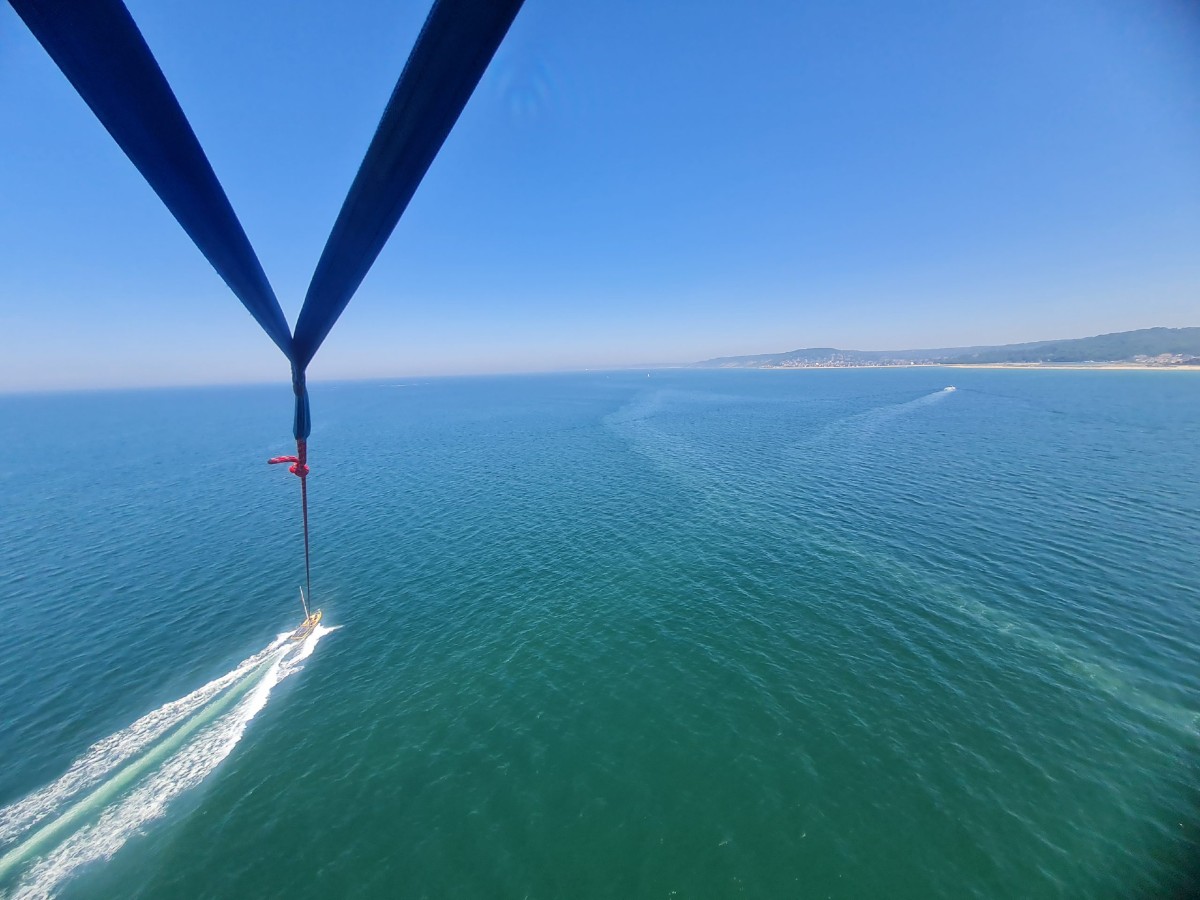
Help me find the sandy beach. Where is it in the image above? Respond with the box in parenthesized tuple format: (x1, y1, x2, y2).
(754, 363, 1200, 371)
(939, 363, 1200, 371)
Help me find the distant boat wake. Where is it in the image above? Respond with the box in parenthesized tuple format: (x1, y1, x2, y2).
(796, 387, 956, 450)
(0, 625, 334, 899)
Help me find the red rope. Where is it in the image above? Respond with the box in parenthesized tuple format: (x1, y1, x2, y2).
(268, 439, 312, 603)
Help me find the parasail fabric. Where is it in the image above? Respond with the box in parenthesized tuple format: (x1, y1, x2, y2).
(12, 0, 524, 439)
(15, 0, 525, 603)
(291, 0, 525, 373)
(10, 0, 293, 357)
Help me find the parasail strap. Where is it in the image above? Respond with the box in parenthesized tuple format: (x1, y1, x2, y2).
(268, 440, 311, 603)
(16, 0, 526, 617)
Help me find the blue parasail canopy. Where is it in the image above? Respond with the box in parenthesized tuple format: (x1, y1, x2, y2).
(10, 0, 525, 440)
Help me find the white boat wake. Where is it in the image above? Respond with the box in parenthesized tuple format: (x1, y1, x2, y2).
(0, 625, 333, 899)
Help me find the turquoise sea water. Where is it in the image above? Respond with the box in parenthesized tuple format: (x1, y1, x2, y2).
(0, 368, 1197, 898)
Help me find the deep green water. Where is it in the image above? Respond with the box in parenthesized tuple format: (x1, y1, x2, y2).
(0, 369, 1197, 898)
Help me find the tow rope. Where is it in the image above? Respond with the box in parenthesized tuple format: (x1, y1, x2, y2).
(268, 441, 311, 603)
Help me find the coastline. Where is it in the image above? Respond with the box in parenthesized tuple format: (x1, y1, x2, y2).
(941, 363, 1200, 371)
(746, 363, 1200, 372)
(698, 328, 1200, 372)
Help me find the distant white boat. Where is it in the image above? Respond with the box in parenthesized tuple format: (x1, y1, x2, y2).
(943, 386, 956, 392)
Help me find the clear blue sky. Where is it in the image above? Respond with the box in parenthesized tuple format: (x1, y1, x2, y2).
(1, 0, 1198, 390)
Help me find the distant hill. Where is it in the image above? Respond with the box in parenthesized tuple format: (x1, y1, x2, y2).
(695, 327, 1200, 368)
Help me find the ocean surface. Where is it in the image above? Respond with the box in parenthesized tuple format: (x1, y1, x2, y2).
(0, 368, 1197, 899)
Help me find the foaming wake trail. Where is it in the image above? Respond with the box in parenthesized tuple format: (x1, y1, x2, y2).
(798, 388, 955, 451)
(0, 637, 289, 845)
(0, 625, 334, 899)
(855, 387, 954, 425)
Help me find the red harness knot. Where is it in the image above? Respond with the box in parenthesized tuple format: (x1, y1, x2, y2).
(267, 455, 308, 477)
(268, 440, 309, 478)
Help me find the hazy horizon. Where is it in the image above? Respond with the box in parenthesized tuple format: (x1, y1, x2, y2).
(2, 321, 1196, 395)
(3, 0, 1198, 392)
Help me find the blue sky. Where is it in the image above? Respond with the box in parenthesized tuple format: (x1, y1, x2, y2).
(1, 0, 1198, 390)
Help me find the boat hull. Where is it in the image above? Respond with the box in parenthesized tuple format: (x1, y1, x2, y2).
(290, 609, 322, 642)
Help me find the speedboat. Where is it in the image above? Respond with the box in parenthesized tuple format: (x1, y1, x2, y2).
(290, 608, 323, 642)
(290, 587, 322, 642)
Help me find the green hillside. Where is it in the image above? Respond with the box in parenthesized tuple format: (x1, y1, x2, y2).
(696, 327, 1200, 368)
(941, 327, 1200, 363)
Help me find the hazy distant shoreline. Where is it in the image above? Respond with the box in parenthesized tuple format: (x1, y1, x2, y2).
(942, 363, 1200, 371)
(694, 326, 1200, 371)
(743, 362, 1200, 371)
